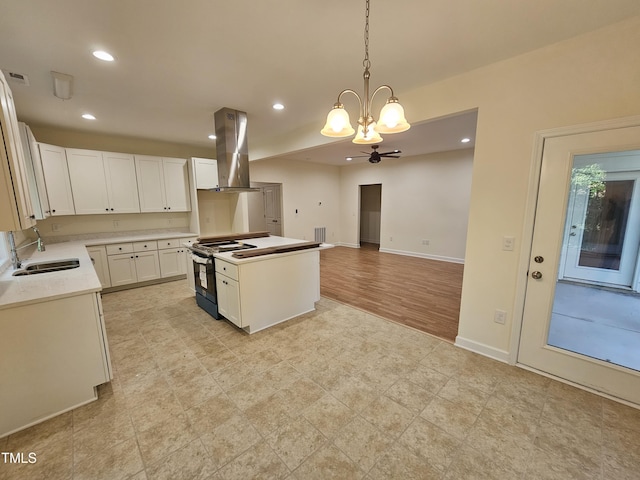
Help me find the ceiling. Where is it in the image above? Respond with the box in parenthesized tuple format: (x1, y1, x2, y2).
(1, 1, 639, 165)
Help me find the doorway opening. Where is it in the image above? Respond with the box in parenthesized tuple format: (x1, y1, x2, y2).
(359, 184, 381, 248)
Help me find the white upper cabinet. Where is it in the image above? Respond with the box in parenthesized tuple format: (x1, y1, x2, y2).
(193, 158, 218, 189)
(103, 152, 140, 213)
(0, 71, 36, 231)
(18, 123, 50, 219)
(135, 155, 190, 213)
(38, 143, 75, 216)
(67, 148, 140, 215)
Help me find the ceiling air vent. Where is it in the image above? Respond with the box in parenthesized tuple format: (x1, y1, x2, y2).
(5, 71, 30, 86)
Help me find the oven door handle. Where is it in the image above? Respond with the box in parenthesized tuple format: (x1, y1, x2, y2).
(191, 254, 212, 265)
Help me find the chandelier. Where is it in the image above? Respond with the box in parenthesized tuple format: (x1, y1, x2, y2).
(321, 0, 410, 144)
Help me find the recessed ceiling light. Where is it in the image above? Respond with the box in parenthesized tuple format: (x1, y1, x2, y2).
(82, 113, 96, 120)
(93, 50, 115, 62)
(461, 137, 471, 143)
(273, 103, 284, 110)
(208, 134, 216, 140)
(346, 157, 353, 161)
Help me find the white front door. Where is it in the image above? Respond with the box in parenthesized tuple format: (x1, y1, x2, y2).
(518, 121, 640, 405)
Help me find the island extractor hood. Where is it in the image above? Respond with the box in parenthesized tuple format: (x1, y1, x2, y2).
(210, 107, 259, 193)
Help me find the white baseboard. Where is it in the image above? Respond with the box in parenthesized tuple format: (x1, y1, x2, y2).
(379, 247, 464, 264)
(336, 242, 360, 248)
(455, 336, 510, 364)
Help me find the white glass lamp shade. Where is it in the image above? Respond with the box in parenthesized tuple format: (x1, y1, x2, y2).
(375, 100, 410, 134)
(352, 122, 383, 144)
(321, 106, 355, 137)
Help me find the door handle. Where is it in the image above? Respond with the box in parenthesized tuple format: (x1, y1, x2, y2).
(531, 271, 543, 280)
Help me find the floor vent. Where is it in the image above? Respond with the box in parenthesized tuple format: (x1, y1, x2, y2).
(314, 227, 326, 243)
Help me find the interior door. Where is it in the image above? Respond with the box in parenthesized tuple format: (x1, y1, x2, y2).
(263, 184, 282, 236)
(518, 123, 640, 405)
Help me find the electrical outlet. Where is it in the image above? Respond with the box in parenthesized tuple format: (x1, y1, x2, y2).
(494, 309, 507, 324)
(390, 236, 393, 241)
(51, 223, 60, 232)
(422, 239, 430, 245)
(113, 220, 120, 228)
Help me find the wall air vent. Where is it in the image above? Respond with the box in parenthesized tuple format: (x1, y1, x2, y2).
(5, 71, 30, 86)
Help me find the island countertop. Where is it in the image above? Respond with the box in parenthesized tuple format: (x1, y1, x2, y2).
(210, 235, 333, 265)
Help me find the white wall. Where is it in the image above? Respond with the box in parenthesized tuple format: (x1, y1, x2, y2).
(249, 158, 341, 242)
(341, 149, 473, 261)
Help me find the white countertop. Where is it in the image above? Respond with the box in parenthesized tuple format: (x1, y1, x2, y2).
(0, 241, 101, 310)
(0, 231, 197, 310)
(210, 236, 333, 265)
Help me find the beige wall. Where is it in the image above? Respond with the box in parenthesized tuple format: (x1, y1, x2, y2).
(249, 158, 341, 242)
(340, 149, 473, 261)
(37, 212, 190, 240)
(29, 125, 214, 158)
(410, 16, 640, 359)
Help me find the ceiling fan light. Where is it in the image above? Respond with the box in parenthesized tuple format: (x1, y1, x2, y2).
(353, 123, 383, 144)
(321, 106, 355, 137)
(375, 99, 410, 134)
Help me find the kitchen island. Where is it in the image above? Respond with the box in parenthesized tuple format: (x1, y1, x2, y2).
(197, 235, 331, 334)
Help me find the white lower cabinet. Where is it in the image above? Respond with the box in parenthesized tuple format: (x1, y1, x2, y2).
(89, 236, 193, 290)
(158, 238, 190, 278)
(213, 251, 321, 334)
(87, 246, 111, 288)
(215, 260, 241, 327)
(0, 292, 112, 437)
(107, 245, 160, 287)
(216, 273, 241, 327)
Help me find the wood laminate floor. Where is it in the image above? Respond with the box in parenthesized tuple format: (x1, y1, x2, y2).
(320, 243, 464, 342)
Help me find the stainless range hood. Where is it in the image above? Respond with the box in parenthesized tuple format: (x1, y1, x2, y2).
(210, 107, 259, 193)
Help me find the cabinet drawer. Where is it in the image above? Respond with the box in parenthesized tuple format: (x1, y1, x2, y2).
(158, 238, 180, 249)
(133, 240, 158, 252)
(215, 260, 239, 281)
(106, 243, 133, 255)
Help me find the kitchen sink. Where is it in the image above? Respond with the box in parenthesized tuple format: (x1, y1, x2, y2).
(12, 258, 80, 276)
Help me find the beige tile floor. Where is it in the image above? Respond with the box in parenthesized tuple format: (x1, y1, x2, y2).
(1, 280, 640, 480)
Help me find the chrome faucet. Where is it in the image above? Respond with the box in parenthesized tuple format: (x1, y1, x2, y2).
(8, 226, 46, 269)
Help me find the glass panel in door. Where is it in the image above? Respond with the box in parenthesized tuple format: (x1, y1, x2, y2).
(561, 165, 640, 287)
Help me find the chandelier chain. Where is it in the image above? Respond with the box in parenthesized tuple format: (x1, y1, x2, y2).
(363, 0, 371, 70)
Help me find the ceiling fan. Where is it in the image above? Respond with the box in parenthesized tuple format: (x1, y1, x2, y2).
(348, 145, 402, 164)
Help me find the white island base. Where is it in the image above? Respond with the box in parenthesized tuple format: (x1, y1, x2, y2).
(213, 242, 322, 334)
